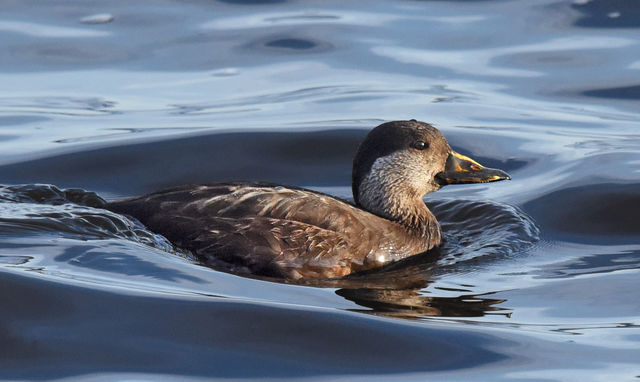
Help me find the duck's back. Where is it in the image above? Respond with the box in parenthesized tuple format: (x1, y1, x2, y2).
(106, 182, 411, 280)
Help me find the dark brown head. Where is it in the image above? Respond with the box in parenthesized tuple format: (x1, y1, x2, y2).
(352, 120, 510, 224)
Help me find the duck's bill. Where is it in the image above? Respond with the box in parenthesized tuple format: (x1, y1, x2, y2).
(436, 151, 511, 185)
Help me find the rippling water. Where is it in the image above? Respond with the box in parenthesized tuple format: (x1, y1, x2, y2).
(1, 0, 639, 380)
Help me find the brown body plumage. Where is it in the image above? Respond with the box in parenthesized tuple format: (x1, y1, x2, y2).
(107, 120, 510, 280)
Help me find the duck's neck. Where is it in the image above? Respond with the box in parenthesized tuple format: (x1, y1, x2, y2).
(355, 158, 442, 248)
(361, 191, 440, 239)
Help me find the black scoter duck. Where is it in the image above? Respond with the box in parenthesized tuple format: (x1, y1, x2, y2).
(107, 120, 509, 280)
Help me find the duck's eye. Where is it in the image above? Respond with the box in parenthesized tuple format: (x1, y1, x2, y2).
(413, 141, 429, 150)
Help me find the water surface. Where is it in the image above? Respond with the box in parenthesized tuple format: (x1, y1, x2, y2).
(1, 0, 639, 380)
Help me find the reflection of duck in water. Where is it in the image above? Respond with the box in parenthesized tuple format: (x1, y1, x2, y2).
(337, 287, 511, 319)
(107, 120, 509, 281)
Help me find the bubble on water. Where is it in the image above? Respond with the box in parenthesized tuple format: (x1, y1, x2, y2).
(211, 68, 239, 77)
(80, 13, 115, 25)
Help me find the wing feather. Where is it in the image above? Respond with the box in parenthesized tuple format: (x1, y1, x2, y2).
(107, 183, 382, 279)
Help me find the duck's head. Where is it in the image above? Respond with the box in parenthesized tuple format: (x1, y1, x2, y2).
(352, 120, 510, 224)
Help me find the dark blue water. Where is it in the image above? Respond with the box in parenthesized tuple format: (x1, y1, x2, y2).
(1, 1, 639, 380)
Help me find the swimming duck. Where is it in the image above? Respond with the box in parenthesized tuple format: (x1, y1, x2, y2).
(106, 120, 509, 280)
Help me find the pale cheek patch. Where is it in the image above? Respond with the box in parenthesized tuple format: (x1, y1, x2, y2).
(358, 150, 437, 216)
